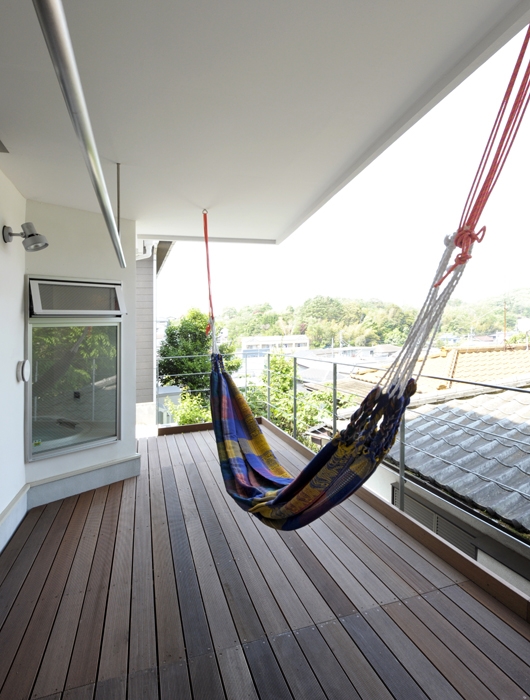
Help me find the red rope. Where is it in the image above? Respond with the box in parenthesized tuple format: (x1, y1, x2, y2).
(435, 25, 530, 287)
(203, 209, 215, 335)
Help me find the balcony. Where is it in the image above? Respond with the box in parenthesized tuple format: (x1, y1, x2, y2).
(157, 350, 530, 570)
(0, 422, 529, 700)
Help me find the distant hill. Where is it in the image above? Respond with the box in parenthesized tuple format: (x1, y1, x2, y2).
(218, 290, 530, 349)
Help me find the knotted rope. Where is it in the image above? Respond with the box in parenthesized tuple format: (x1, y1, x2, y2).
(435, 26, 530, 287)
(374, 26, 530, 405)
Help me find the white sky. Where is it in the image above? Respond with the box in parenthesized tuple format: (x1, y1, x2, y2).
(157, 30, 530, 320)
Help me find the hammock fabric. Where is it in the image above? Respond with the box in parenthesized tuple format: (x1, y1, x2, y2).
(211, 353, 415, 529)
(207, 25, 530, 529)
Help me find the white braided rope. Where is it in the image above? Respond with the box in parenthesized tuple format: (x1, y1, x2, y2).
(210, 317, 219, 355)
(380, 232, 473, 399)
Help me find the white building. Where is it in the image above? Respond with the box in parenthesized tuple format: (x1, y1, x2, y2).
(241, 335, 309, 356)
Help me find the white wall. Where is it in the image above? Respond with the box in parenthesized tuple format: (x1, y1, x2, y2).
(0, 169, 29, 549)
(24, 200, 138, 487)
(364, 462, 395, 502)
(136, 253, 156, 404)
(136, 253, 157, 428)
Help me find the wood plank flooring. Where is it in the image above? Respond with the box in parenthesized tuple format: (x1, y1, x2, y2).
(0, 428, 529, 699)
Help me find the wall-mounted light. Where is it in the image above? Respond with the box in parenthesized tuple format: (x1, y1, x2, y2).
(16, 360, 31, 383)
(2, 222, 49, 252)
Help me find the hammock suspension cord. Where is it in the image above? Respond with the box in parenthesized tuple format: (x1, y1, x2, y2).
(203, 209, 218, 354)
(380, 25, 530, 402)
(436, 25, 530, 286)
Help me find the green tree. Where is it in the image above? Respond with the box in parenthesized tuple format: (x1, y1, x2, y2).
(220, 303, 281, 342)
(164, 391, 211, 425)
(438, 294, 526, 339)
(440, 303, 473, 336)
(342, 300, 365, 325)
(305, 319, 342, 348)
(341, 323, 379, 347)
(507, 332, 529, 345)
(299, 296, 345, 323)
(365, 305, 416, 345)
(158, 309, 240, 396)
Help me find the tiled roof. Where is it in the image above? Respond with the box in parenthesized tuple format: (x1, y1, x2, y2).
(311, 345, 530, 534)
(338, 345, 530, 402)
(452, 345, 530, 384)
(387, 390, 530, 533)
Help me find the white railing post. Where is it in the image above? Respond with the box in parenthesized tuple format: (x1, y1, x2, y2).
(244, 354, 248, 396)
(293, 356, 297, 440)
(267, 353, 271, 420)
(399, 418, 406, 511)
(332, 362, 337, 435)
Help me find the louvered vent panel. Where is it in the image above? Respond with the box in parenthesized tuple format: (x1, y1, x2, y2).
(392, 486, 435, 531)
(436, 517, 476, 559)
(405, 495, 436, 531)
(392, 485, 477, 559)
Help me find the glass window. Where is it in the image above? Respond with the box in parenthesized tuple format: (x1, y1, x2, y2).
(30, 279, 125, 316)
(29, 323, 119, 458)
(39, 284, 118, 311)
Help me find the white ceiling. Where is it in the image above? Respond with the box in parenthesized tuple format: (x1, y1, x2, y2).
(1, 0, 530, 250)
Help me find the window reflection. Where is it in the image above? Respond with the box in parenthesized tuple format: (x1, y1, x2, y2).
(31, 324, 118, 456)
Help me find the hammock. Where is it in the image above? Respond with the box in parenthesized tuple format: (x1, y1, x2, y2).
(208, 26, 530, 530)
(211, 353, 415, 529)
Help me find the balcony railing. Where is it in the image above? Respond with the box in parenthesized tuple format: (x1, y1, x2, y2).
(156, 351, 530, 530)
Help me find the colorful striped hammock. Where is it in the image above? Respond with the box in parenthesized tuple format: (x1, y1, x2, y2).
(211, 353, 415, 529)
(208, 26, 530, 530)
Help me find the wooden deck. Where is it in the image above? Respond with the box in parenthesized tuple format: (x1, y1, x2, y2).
(0, 426, 529, 700)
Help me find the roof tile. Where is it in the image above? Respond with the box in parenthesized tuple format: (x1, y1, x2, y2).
(389, 388, 530, 532)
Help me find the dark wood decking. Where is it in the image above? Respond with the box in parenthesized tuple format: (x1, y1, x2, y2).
(0, 428, 529, 699)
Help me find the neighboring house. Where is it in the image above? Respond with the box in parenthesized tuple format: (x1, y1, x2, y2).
(300, 345, 401, 388)
(1, 0, 530, 563)
(240, 335, 310, 356)
(136, 241, 173, 427)
(338, 344, 530, 399)
(238, 336, 311, 379)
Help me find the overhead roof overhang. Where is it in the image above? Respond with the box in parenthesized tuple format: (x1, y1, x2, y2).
(1, 1, 530, 250)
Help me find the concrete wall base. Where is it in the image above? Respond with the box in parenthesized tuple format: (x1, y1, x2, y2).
(27, 454, 140, 510)
(0, 487, 29, 554)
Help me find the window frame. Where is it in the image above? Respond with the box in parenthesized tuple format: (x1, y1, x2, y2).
(25, 274, 125, 463)
(29, 278, 126, 317)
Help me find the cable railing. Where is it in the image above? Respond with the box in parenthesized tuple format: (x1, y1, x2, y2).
(156, 349, 530, 523)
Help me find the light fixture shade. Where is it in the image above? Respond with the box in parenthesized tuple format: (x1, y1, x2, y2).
(22, 233, 49, 252)
(2, 222, 49, 251)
